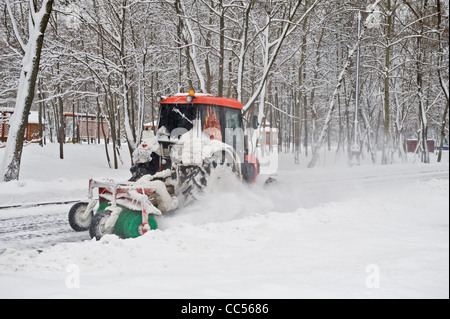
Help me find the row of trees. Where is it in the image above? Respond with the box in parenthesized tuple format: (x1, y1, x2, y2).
(0, 0, 448, 181)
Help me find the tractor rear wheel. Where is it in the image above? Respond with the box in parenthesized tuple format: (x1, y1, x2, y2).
(68, 202, 93, 232)
(178, 152, 240, 199)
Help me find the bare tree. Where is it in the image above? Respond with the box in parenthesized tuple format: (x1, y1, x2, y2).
(1, 0, 54, 182)
(308, 0, 382, 168)
(435, 0, 449, 162)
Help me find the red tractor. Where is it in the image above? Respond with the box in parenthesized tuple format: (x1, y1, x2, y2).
(68, 92, 261, 240)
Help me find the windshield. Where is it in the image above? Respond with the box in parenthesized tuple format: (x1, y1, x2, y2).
(157, 104, 198, 134)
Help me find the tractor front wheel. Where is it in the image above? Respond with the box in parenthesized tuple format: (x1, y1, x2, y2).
(68, 202, 93, 232)
(89, 210, 114, 240)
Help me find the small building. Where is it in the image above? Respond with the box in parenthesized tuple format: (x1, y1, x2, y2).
(64, 112, 109, 143)
(0, 107, 43, 143)
(258, 122, 279, 148)
(406, 139, 435, 153)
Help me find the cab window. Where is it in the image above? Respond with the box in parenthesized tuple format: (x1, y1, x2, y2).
(225, 108, 242, 130)
(201, 105, 223, 141)
(224, 108, 244, 160)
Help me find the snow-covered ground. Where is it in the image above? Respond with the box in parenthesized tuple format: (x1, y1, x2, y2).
(0, 143, 448, 299)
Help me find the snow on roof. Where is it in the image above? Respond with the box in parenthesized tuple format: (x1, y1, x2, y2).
(63, 112, 104, 118)
(28, 112, 41, 124)
(0, 107, 15, 113)
(0, 108, 44, 124)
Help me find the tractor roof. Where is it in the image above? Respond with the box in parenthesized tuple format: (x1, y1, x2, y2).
(159, 93, 243, 110)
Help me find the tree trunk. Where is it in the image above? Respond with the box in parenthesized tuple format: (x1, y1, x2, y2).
(381, 0, 392, 165)
(436, 0, 449, 162)
(437, 101, 449, 162)
(217, 0, 225, 97)
(417, 0, 429, 163)
(295, 16, 308, 163)
(1, 0, 54, 182)
(38, 79, 44, 147)
(58, 94, 64, 159)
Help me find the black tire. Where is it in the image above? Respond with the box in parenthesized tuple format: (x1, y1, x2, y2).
(89, 210, 114, 240)
(68, 202, 93, 232)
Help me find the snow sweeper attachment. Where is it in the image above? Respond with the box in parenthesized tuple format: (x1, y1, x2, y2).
(68, 92, 266, 240)
(68, 175, 177, 240)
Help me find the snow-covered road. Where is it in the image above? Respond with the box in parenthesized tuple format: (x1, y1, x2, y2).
(0, 204, 89, 252)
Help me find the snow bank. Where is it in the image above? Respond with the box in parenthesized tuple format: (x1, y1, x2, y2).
(0, 143, 130, 205)
(0, 174, 448, 298)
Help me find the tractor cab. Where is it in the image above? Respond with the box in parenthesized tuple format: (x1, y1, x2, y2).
(156, 92, 245, 144)
(154, 92, 256, 179)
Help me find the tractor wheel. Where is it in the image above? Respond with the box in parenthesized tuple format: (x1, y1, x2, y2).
(178, 165, 208, 199)
(68, 202, 93, 232)
(206, 161, 239, 192)
(89, 210, 114, 240)
(178, 151, 239, 199)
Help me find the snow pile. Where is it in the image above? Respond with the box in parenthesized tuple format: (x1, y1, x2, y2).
(0, 177, 447, 298)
